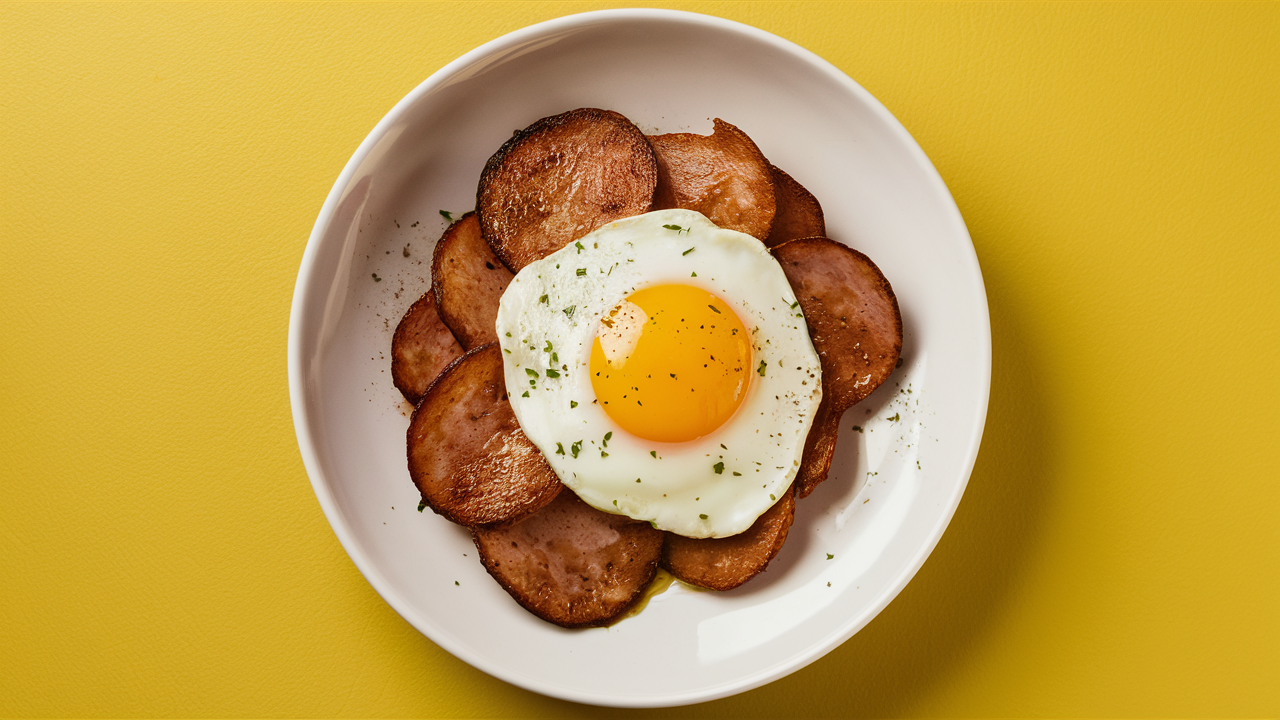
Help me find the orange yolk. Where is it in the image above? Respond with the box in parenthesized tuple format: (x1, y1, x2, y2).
(589, 284, 753, 443)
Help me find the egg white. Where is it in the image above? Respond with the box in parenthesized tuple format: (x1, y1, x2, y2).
(495, 209, 822, 538)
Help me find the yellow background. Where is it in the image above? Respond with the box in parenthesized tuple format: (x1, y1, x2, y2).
(2, 1, 1277, 716)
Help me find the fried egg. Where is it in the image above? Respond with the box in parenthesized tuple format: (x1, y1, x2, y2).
(495, 209, 822, 538)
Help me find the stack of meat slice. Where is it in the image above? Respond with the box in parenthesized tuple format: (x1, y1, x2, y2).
(392, 108, 902, 627)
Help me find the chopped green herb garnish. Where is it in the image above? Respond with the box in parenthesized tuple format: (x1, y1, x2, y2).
(732, 471, 741, 476)
(826, 553, 834, 560)
(526, 368, 539, 378)
(570, 401, 578, 408)
(555, 442, 565, 455)
(650, 451, 657, 458)
(613, 499, 618, 507)
(503, 348, 510, 354)
(545, 368, 561, 378)
(439, 210, 454, 221)
(603, 431, 612, 447)
(852, 425, 863, 433)
(682, 247, 695, 255)
(563, 305, 576, 318)
(571, 440, 582, 458)
(601, 451, 609, 458)
(575, 241, 584, 253)
(522, 391, 529, 398)
(690, 271, 697, 277)
(544, 340, 553, 352)
(635, 478, 641, 483)
(505, 332, 511, 337)
(417, 501, 426, 512)
(576, 268, 586, 276)
(790, 300, 800, 309)
(539, 294, 548, 304)
(663, 224, 684, 232)
(713, 462, 725, 474)
(550, 352, 558, 363)
(769, 494, 776, 501)
(708, 304, 720, 314)
(887, 413, 900, 422)
(699, 514, 708, 520)
(757, 360, 767, 376)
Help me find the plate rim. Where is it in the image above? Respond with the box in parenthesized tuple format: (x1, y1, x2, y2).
(288, 7, 991, 708)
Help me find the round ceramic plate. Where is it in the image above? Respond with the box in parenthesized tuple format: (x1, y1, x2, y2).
(289, 9, 990, 708)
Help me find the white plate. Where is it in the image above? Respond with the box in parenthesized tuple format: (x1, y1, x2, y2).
(289, 9, 990, 708)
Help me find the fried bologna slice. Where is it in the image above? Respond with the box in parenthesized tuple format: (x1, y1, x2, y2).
(391, 291, 465, 405)
(431, 212, 513, 349)
(795, 399, 842, 499)
(407, 343, 562, 526)
(474, 491, 664, 628)
(661, 486, 796, 591)
(773, 238, 903, 497)
(477, 108, 657, 272)
(765, 164, 826, 247)
(648, 119, 776, 241)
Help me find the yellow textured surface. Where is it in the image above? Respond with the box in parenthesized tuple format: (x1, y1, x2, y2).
(2, 2, 1277, 717)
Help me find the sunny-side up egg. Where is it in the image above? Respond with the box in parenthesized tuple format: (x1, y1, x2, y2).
(495, 209, 822, 538)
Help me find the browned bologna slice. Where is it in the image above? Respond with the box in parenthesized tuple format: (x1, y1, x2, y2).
(391, 291, 465, 405)
(476, 108, 657, 272)
(431, 212, 513, 349)
(648, 119, 777, 241)
(772, 238, 903, 497)
(764, 164, 826, 247)
(794, 399, 841, 499)
(407, 343, 562, 527)
(473, 491, 664, 628)
(661, 486, 796, 591)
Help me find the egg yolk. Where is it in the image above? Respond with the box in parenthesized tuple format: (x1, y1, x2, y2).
(590, 284, 753, 443)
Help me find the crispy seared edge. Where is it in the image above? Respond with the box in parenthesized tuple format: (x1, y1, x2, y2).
(793, 399, 841, 498)
(765, 164, 826, 247)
